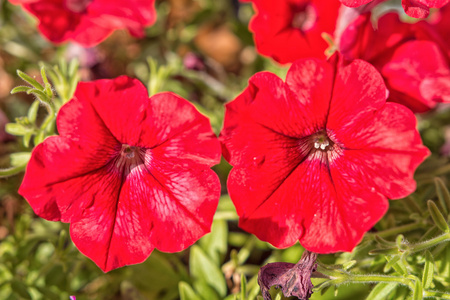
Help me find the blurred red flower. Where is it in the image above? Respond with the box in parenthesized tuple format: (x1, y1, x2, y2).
(339, 11, 450, 112)
(19, 76, 221, 272)
(402, 0, 449, 18)
(243, 0, 340, 64)
(9, 0, 156, 47)
(220, 56, 429, 253)
(339, 0, 449, 18)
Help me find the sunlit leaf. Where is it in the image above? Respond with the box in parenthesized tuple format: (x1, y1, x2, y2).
(422, 251, 434, 289)
(179, 282, 202, 300)
(365, 283, 397, 300)
(190, 245, 227, 297)
(427, 200, 450, 233)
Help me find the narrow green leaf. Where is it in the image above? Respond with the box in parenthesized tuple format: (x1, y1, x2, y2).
(33, 130, 45, 146)
(27, 89, 51, 102)
(412, 277, 423, 300)
(40, 66, 49, 86)
(427, 200, 450, 233)
(190, 245, 227, 297)
(343, 260, 357, 271)
(179, 282, 202, 300)
(422, 251, 434, 289)
(0, 164, 26, 178)
(193, 280, 220, 300)
(17, 70, 43, 90)
(366, 283, 397, 300)
(369, 247, 399, 256)
(27, 100, 40, 124)
(435, 178, 450, 216)
(9, 152, 31, 167)
(23, 132, 32, 148)
(384, 255, 401, 273)
(396, 235, 406, 250)
(241, 273, 247, 300)
(385, 256, 408, 276)
(375, 235, 395, 248)
(11, 86, 31, 94)
(5, 123, 29, 136)
(68, 59, 79, 77)
(199, 219, 228, 265)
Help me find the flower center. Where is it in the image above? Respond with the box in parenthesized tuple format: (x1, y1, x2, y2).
(291, 4, 317, 32)
(64, 0, 92, 13)
(298, 130, 342, 163)
(115, 144, 146, 176)
(313, 134, 331, 151)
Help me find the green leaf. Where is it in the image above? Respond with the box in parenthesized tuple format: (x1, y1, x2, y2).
(179, 282, 202, 300)
(412, 277, 423, 300)
(23, 132, 32, 148)
(27, 100, 40, 123)
(11, 86, 31, 94)
(33, 130, 45, 146)
(343, 260, 357, 271)
(375, 235, 395, 248)
(27, 89, 51, 102)
(384, 255, 401, 273)
(0, 165, 26, 178)
(427, 200, 450, 233)
(199, 219, 228, 265)
(190, 245, 227, 297)
(5, 123, 29, 136)
(130, 252, 181, 292)
(369, 247, 399, 256)
(241, 273, 247, 300)
(365, 283, 397, 300)
(17, 70, 44, 90)
(9, 152, 31, 167)
(193, 280, 220, 300)
(435, 178, 450, 216)
(10, 279, 31, 300)
(422, 251, 434, 289)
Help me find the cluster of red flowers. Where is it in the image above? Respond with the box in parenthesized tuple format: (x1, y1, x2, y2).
(9, 0, 156, 46)
(13, 0, 446, 271)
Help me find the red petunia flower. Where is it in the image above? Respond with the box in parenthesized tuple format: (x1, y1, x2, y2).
(9, 0, 156, 47)
(339, 0, 449, 18)
(339, 11, 450, 112)
(220, 56, 429, 253)
(401, 0, 449, 19)
(243, 0, 340, 64)
(19, 76, 221, 272)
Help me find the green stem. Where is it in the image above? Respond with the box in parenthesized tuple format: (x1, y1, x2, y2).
(366, 222, 426, 239)
(424, 290, 450, 299)
(410, 232, 450, 253)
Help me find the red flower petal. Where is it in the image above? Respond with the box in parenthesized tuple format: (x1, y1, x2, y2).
(10, 0, 156, 46)
(379, 41, 450, 112)
(339, 0, 374, 7)
(221, 57, 429, 252)
(246, 0, 340, 64)
(339, 11, 450, 112)
(20, 76, 221, 272)
(402, 0, 449, 18)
